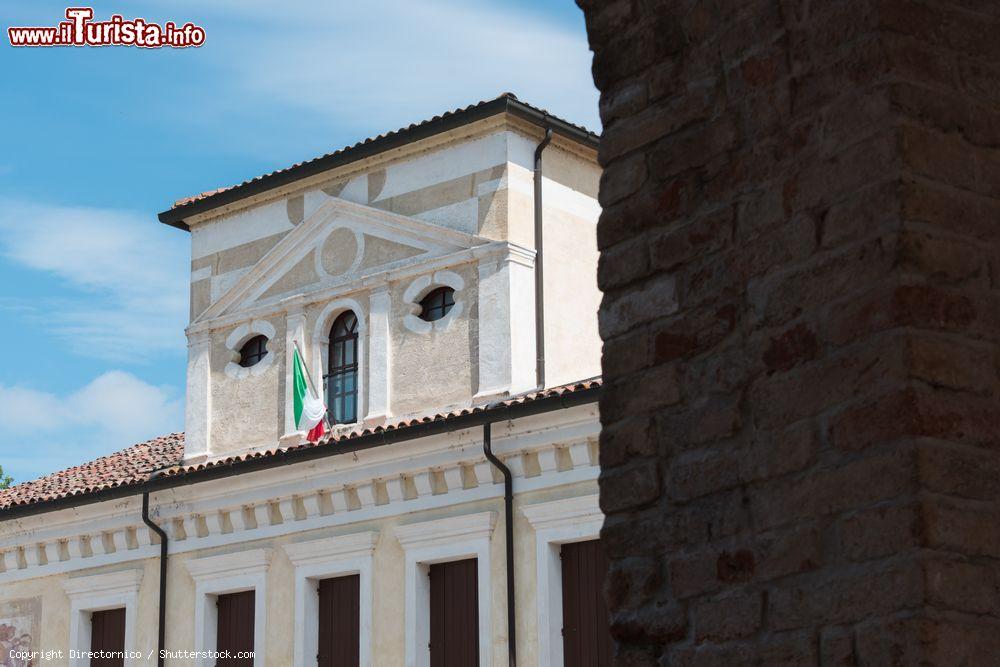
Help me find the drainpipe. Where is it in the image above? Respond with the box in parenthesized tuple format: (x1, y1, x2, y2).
(483, 421, 516, 667)
(533, 127, 553, 390)
(141, 492, 168, 667)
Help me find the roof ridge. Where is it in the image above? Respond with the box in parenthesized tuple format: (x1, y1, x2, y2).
(159, 93, 599, 230)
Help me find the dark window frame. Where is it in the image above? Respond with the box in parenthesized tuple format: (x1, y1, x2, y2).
(238, 335, 269, 368)
(418, 287, 455, 323)
(325, 311, 359, 425)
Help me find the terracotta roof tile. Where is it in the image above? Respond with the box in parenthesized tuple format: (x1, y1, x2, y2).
(0, 433, 184, 511)
(0, 378, 601, 513)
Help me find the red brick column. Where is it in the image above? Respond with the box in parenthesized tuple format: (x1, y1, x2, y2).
(580, 1, 1000, 663)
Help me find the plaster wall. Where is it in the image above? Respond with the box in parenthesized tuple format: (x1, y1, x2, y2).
(388, 262, 479, 416)
(183, 117, 600, 458)
(207, 318, 283, 454)
(6, 480, 596, 667)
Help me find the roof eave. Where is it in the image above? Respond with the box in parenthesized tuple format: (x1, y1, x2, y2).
(0, 382, 601, 522)
(157, 97, 600, 232)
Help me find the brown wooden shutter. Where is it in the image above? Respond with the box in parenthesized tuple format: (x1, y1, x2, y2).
(317, 574, 360, 667)
(561, 539, 612, 667)
(216, 590, 255, 666)
(429, 558, 479, 667)
(90, 608, 126, 667)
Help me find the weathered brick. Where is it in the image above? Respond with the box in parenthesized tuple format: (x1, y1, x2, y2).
(827, 387, 1000, 452)
(924, 497, 1000, 558)
(692, 590, 762, 642)
(917, 441, 1000, 501)
(768, 560, 924, 631)
(925, 558, 1000, 615)
(820, 627, 858, 667)
(600, 415, 655, 469)
(599, 459, 662, 514)
(751, 446, 918, 530)
(584, 0, 1000, 661)
(610, 602, 687, 643)
(835, 502, 921, 562)
(605, 556, 661, 611)
(599, 151, 648, 206)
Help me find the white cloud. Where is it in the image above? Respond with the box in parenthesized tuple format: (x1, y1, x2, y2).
(0, 199, 188, 361)
(163, 0, 599, 137)
(0, 371, 183, 483)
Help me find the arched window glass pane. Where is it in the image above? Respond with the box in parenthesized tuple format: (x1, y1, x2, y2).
(325, 311, 359, 424)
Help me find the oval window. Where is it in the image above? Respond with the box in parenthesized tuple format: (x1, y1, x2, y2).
(238, 335, 269, 368)
(418, 286, 455, 322)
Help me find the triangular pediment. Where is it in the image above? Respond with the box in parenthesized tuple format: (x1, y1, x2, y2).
(197, 197, 487, 321)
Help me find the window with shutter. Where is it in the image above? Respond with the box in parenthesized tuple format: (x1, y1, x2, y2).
(561, 540, 612, 667)
(429, 558, 479, 667)
(90, 608, 126, 667)
(216, 590, 255, 666)
(317, 574, 360, 667)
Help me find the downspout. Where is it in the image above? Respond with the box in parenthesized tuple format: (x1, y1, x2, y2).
(141, 492, 168, 667)
(533, 127, 553, 390)
(483, 421, 516, 667)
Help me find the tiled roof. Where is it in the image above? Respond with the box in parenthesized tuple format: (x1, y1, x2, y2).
(0, 433, 185, 512)
(158, 93, 600, 230)
(0, 378, 601, 513)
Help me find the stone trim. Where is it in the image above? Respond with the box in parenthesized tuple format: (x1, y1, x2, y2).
(185, 548, 272, 667)
(282, 532, 378, 667)
(224, 319, 277, 379)
(0, 407, 599, 584)
(63, 568, 143, 667)
(522, 495, 603, 667)
(395, 512, 497, 667)
(402, 269, 466, 334)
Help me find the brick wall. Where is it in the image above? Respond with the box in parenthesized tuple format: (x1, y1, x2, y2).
(580, 1, 1000, 664)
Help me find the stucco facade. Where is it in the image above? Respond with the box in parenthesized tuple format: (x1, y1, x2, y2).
(0, 99, 603, 666)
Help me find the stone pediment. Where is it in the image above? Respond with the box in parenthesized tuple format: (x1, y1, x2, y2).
(196, 197, 486, 321)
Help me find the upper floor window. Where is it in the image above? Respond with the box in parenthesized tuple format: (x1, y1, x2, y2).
(326, 311, 359, 424)
(239, 335, 269, 368)
(418, 287, 455, 323)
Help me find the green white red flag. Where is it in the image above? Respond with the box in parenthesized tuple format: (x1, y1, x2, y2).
(292, 346, 326, 442)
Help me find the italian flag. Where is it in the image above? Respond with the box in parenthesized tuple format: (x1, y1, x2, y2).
(292, 347, 327, 442)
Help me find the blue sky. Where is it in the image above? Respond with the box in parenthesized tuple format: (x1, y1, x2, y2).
(0, 1, 598, 483)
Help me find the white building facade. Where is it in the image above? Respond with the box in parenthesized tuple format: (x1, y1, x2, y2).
(0, 95, 607, 667)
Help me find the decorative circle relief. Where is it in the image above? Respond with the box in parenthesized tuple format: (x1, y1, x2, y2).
(315, 226, 364, 279)
(224, 319, 277, 379)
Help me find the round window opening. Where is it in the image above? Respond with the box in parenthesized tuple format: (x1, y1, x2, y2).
(418, 286, 455, 322)
(238, 335, 269, 368)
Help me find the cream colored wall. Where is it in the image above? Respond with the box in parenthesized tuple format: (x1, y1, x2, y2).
(186, 126, 512, 326)
(388, 262, 480, 416)
(539, 146, 602, 388)
(1, 558, 162, 665)
(208, 317, 283, 454)
(6, 481, 594, 665)
(185, 117, 601, 457)
(505, 131, 603, 389)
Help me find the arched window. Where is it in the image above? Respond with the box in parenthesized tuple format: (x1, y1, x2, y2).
(325, 311, 359, 424)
